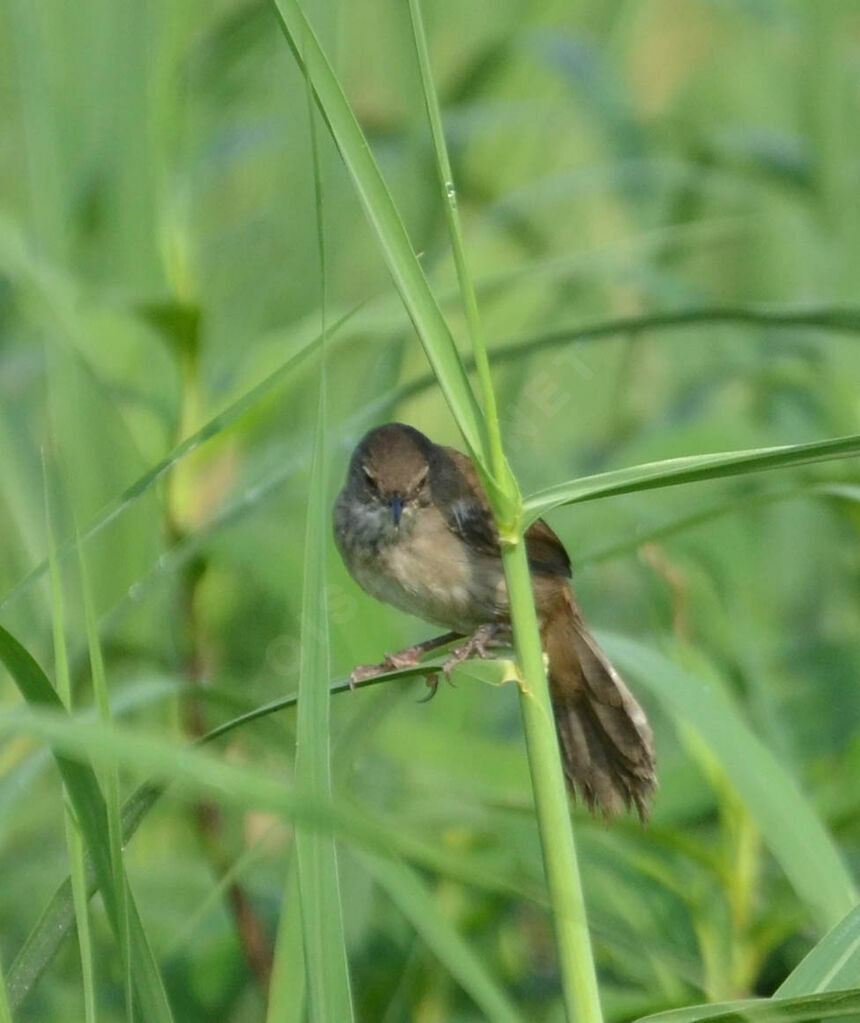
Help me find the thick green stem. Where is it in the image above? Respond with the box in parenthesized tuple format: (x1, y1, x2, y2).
(501, 538, 603, 1023)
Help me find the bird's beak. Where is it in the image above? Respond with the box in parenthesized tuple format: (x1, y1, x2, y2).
(389, 495, 404, 526)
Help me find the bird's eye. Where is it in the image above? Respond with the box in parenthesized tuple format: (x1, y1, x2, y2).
(362, 466, 378, 491)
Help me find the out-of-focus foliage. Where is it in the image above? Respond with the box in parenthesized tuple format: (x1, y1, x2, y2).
(0, 0, 858, 1020)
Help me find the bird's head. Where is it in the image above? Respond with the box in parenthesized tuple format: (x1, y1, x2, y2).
(347, 423, 433, 530)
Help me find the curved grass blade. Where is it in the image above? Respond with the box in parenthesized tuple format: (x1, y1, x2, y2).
(578, 482, 860, 566)
(389, 304, 860, 410)
(7, 660, 544, 1011)
(777, 904, 860, 996)
(602, 634, 856, 930)
(359, 851, 524, 1023)
(0, 696, 510, 862)
(494, 305, 860, 355)
(524, 433, 860, 523)
(0, 625, 175, 1022)
(636, 988, 860, 1023)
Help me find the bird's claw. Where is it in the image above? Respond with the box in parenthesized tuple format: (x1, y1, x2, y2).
(416, 672, 441, 703)
(441, 624, 510, 677)
(348, 648, 422, 690)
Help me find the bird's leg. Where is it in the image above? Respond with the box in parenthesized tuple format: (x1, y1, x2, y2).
(349, 631, 461, 690)
(441, 623, 512, 677)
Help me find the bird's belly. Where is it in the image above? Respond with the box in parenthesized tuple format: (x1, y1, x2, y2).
(350, 533, 504, 634)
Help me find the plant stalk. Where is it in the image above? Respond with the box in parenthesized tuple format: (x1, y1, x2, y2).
(408, 0, 603, 1012)
(501, 538, 603, 1023)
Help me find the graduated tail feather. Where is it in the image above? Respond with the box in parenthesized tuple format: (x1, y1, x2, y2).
(542, 593, 656, 819)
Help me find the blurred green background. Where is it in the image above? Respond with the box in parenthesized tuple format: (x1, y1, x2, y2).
(1, 0, 859, 1020)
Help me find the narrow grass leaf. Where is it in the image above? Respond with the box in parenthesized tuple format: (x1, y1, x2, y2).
(266, 857, 306, 1023)
(14, 681, 546, 1011)
(525, 433, 860, 522)
(602, 634, 856, 929)
(493, 305, 860, 363)
(0, 959, 11, 1023)
(289, 68, 354, 1022)
(44, 470, 98, 1023)
(6, 668, 425, 1009)
(363, 305, 860, 419)
(579, 483, 860, 566)
(777, 904, 860, 995)
(76, 528, 132, 1018)
(407, 0, 515, 518)
(636, 988, 860, 1023)
(0, 625, 174, 1021)
(359, 851, 524, 1023)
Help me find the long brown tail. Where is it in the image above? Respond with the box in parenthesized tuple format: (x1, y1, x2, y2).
(542, 590, 656, 819)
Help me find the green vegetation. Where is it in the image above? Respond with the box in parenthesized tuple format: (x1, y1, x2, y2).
(0, 1, 859, 1021)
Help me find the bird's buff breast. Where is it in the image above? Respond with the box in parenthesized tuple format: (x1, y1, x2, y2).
(343, 507, 504, 634)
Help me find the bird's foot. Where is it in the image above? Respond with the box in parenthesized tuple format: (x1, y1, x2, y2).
(349, 650, 417, 690)
(441, 623, 511, 677)
(349, 632, 461, 691)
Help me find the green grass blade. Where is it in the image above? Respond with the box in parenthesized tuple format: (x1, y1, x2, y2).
(75, 529, 132, 1019)
(602, 634, 856, 930)
(266, 858, 306, 1023)
(7, 782, 162, 1012)
(5, 669, 424, 1011)
(578, 483, 860, 567)
(387, 305, 860, 416)
(0, 703, 376, 852)
(637, 988, 860, 1023)
(406, 0, 515, 518)
(44, 461, 98, 1023)
(0, 625, 174, 1022)
(777, 905, 860, 996)
(266, 0, 488, 469)
(524, 433, 860, 523)
(11, 661, 549, 1012)
(359, 851, 524, 1023)
(289, 70, 354, 1020)
(491, 305, 860, 359)
(0, 961, 10, 1023)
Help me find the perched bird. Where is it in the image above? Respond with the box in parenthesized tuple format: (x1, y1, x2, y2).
(334, 422, 656, 818)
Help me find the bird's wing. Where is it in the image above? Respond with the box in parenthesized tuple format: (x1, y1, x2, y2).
(524, 517, 572, 577)
(437, 446, 572, 577)
(436, 446, 500, 558)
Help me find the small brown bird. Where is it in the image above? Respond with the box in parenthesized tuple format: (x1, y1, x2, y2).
(334, 422, 656, 818)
